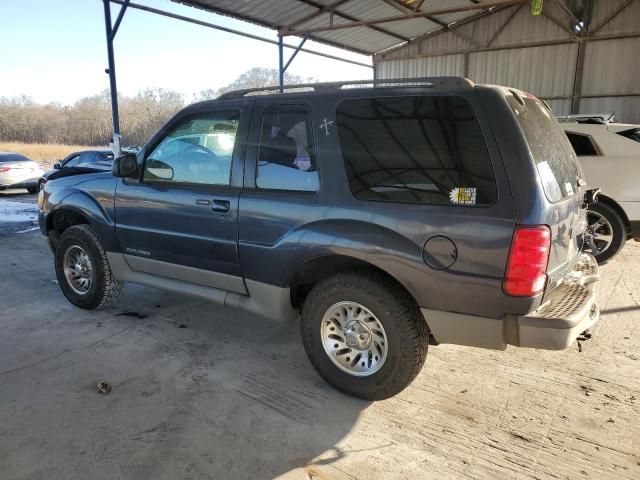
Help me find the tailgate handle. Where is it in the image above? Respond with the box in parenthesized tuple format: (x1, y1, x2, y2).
(212, 199, 230, 212)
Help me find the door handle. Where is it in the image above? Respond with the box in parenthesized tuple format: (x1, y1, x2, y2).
(212, 199, 230, 212)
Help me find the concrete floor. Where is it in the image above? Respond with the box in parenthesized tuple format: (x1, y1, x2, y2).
(0, 191, 639, 480)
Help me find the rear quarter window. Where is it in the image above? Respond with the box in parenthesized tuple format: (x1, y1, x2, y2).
(336, 95, 496, 206)
(565, 132, 600, 156)
(513, 97, 580, 202)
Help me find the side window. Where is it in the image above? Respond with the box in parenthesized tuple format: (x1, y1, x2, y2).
(336, 96, 496, 205)
(64, 155, 82, 168)
(256, 105, 319, 192)
(144, 111, 240, 186)
(77, 152, 98, 165)
(565, 132, 600, 156)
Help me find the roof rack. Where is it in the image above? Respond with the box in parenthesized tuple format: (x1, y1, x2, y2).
(217, 76, 474, 99)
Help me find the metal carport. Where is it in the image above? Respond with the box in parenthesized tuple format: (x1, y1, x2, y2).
(101, 0, 640, 147)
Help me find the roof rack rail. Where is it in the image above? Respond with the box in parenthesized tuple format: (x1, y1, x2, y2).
(217, 76, 474, 99)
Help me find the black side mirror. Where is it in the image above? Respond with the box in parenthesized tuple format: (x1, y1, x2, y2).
(112, 153, 139, 178)
(53, 162, 62, 170)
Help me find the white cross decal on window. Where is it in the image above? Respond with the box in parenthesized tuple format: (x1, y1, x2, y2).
(319, 118, 335, 136)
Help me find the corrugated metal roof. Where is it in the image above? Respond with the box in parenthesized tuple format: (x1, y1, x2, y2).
(172, 0, 504, 55)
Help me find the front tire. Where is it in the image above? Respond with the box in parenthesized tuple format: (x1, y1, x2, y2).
(301, 271, 428, 400)
(585, 202, 626, 264)
(54, 225, 123, 309)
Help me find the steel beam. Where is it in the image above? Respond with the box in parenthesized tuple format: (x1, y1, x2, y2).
(283, 36, 308, 72)
(371, 5, 510, 58)
(102, 0, 120, 138)
(541, 9, 578, 38)
(553, 0, 582, 27)
(278, 36, 284, 93)
(284, 0, 411, 42)
(382, 0, 485, 49)
(108, 0, 372, 67)
(110, 0, 130, 40)
(486, 4, 523, 47)
(571, 40, 586, 113)
(375, 31, 640, 61)
(288, 0, 527, 35)
(590, 0, 635, 35)
(286, 0, 352, 28)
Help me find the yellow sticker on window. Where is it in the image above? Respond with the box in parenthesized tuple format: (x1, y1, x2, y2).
(449, 187, 477, 205)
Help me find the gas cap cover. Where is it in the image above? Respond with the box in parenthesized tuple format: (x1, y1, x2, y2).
(422, 235, 458, 270)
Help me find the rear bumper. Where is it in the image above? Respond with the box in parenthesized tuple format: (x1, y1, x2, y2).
(0, 180, 38, 190)
(0, 172, 42, 189)
(423, 253, 600, 351)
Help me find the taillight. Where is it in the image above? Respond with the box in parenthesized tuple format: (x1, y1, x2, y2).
(503, 225, 551, 297)
(0, 166, 11, 173)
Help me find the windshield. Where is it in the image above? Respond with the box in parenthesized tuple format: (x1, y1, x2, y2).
(617, 128, 640, 144)
(514, 96, 580, 202)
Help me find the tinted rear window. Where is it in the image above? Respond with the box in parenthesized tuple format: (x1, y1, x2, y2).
(336, 96, 496, 205)
(0, 153, 29, 163)
(515, 97, 579, 202)
(565, 132, 599, 156)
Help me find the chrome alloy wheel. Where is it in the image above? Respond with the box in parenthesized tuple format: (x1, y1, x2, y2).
(63, 245, 94, 295)
(585, 210, 614, 256)
(320, 301, 388, 377)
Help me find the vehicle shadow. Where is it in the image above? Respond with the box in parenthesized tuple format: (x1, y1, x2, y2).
(0, 189, 37, 199)
(0, 234, 369, 480)
(112, 286, 372, 479)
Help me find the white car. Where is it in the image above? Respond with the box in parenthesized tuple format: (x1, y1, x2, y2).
(0, 152, 45, 194)
(560, 118, 640, 262)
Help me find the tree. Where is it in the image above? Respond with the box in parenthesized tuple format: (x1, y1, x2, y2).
(0, 89, 185, 147)
(196, 67, 314, 101)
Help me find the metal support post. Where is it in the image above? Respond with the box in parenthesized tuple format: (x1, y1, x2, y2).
(278, 36, 285, 93)
(103, 0, 129, 152)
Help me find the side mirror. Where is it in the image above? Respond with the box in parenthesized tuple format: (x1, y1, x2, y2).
(112, 153, 139, 178)
(53, 162, 62, 170)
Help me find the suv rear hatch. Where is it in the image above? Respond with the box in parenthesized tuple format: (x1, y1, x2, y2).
(511, 92, 587, 295)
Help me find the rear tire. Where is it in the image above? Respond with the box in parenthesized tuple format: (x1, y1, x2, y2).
(54, 225, 123, 309)
(300, 271, 428, 400)
(585, 202, 626, 264)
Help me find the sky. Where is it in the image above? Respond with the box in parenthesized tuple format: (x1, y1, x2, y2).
(0, 0, 373, 105)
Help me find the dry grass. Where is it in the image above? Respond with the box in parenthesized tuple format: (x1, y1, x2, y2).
(0, 142, 104, 169)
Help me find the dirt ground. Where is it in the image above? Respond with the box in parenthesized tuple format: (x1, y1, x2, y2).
(0, 190, 638, 480)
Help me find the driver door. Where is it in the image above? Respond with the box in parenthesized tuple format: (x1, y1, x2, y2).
(114, 107, 249, 294)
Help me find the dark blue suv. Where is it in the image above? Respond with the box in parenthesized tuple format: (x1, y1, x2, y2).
(38, 78, 600, 399)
